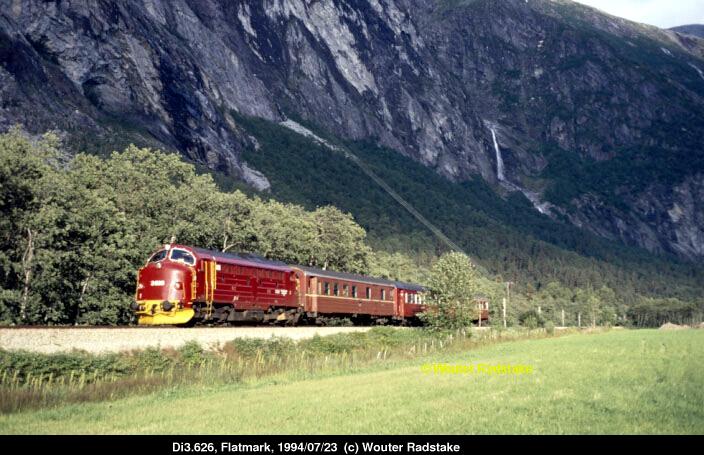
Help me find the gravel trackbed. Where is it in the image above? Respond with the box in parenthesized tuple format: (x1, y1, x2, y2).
(0, 326, 375, 354)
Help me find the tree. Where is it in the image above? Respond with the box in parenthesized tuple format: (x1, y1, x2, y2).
(539, 281, 572, 325)
(421, 252, 479, 330)
(586, 292, 601, 327)
(310, 206, 371, 274)
(0, 128, 62, 323)
(368, 250, 427, 284)
(252, 200, 316, 265)
(596, 285, 618, 326)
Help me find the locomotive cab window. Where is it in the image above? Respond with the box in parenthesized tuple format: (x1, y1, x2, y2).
(170, 249, 195, 266)
(149, 250, 167, 263)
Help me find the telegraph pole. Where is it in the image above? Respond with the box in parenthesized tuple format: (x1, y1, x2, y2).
(502, 298, 507, 329)
(503, 281, 513, 329)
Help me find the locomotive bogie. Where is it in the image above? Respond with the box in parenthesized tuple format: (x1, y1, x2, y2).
(137, 303, 195, 325)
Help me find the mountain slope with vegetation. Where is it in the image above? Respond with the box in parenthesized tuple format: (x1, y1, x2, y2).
(1, 128, 701, 327)
(671, 25, 704, 38)
(236, 116, 704, 324)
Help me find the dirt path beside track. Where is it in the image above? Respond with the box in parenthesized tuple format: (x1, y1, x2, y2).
(0, 326, 375, 354)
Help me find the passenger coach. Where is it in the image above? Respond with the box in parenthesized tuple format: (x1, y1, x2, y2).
(290, 266, 426, 325)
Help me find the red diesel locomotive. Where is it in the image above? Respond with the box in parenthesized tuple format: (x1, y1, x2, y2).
(133, 244, 433, 326)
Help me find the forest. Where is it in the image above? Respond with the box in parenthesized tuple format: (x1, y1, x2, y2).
(0, 128, 702, 327)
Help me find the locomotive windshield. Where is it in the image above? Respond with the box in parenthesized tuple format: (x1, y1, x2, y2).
(170, 249, 195, 266)
(148, 250, 167, 263)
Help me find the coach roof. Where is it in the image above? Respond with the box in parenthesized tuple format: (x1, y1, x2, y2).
(294, 265, 425, 291)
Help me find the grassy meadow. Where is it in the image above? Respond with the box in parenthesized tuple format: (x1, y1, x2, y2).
(0, 328, 702, 434)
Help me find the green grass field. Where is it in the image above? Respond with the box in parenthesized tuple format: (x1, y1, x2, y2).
(1, 329, 702, 434)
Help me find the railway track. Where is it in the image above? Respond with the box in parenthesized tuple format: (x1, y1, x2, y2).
(1, 324, 375, 329)
(0, 326, 377, 354)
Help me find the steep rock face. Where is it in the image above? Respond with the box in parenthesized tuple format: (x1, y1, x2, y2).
(567, 174, 704, 259)
(1, 0, 703, 258)
(0, 0, 276, 189)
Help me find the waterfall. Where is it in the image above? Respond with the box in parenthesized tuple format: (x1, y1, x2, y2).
(491, 128, 505, 181)
(487, 123, 552, 216)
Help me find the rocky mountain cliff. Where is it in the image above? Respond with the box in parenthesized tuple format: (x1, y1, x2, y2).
(1, 0, 703, 259)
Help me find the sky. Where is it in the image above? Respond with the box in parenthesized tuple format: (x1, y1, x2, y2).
(573, 0, 704, 28)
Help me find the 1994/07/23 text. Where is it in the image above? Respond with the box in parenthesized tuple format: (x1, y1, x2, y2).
(172, 442, 461, 454)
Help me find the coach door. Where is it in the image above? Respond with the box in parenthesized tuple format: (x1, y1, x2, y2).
(395, 289, 404, 319)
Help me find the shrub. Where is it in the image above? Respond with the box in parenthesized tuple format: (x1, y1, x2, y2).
(129, 347, 172, 372)
(225, 337, 296, 359)
(519, 310, 544, 329)
(178, 341, 206, 366)
(422, 253, 480, 331)
(545, 321, 555, 335)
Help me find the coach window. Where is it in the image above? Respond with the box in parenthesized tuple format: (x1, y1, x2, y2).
(366, 287, 371, 299)
(351, 286, 357, 298)
(343, 284, 349, 297)
(333, 283, 339, 296)
(381, 289, 386, 301)
(149, 250, 167, 263)
(323, 282, 330, 295)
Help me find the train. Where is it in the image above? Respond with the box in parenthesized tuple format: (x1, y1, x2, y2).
(132, 244, 489, 326)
